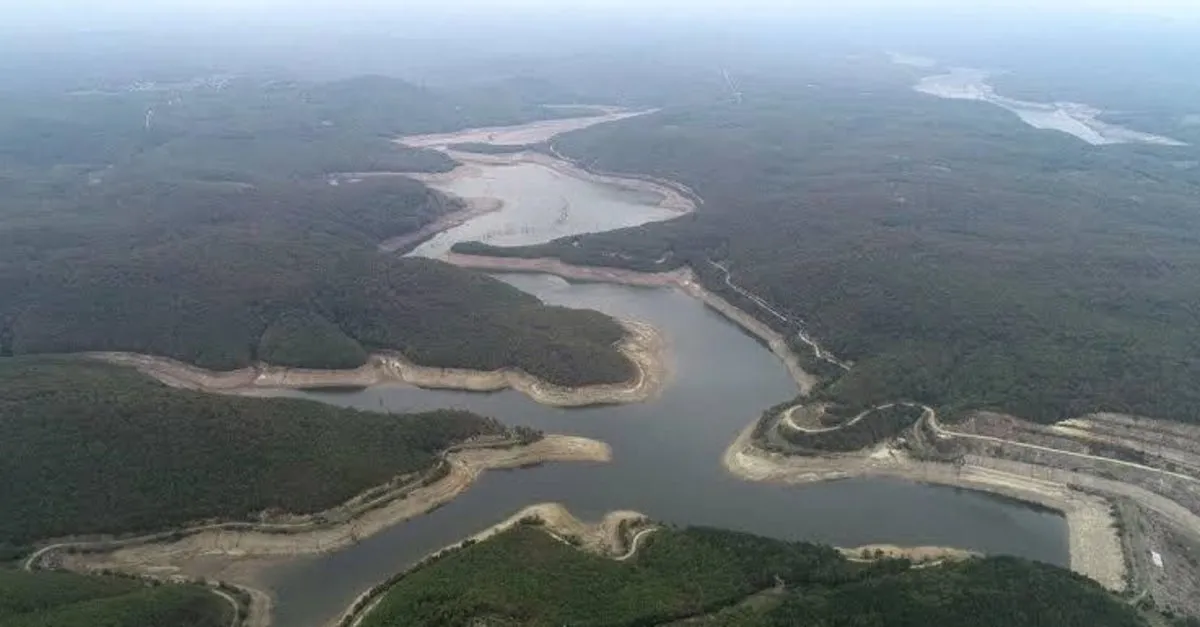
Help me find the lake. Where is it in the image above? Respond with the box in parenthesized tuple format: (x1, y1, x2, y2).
(260, 274, 1068, 627)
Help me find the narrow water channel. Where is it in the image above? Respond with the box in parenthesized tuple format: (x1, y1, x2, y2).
(261, 274, 1068, 627)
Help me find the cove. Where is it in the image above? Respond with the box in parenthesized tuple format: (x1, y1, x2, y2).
(259, 274, 1068, 627)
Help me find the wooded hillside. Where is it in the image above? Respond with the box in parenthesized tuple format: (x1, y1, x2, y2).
(0, 358, 514, 549)
(0, 569, 229, 627)
(0, 77, 633, 386)
(455, 61, 1200, 423)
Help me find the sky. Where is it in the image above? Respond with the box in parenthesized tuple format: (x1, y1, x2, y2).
(6, 0, 1200, 30)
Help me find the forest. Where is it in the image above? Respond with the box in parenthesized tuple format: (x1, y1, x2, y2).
(0, 76, 633, 387)
(358, 524, 1145, 627)
(0, 569, 229, 627)
(0, 357, 515, 550)
(454, 58, 1200, 424)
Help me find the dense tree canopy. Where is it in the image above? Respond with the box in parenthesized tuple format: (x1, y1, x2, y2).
(0, 77, 634, 385)
(0, 358, 512, 547)
(0, 569, 229, 627)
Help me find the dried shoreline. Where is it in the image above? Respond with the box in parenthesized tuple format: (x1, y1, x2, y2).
(89, 318, 665, 408)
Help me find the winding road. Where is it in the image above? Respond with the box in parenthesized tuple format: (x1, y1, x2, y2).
(615, 527, 658, 562)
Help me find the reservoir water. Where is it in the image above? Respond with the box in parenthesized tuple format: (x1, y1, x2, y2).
(261, 117, 1068, 627)
(261, 275, 1068, 627)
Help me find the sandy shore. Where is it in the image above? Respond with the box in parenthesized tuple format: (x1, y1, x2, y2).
(720, 421, 1126, 590)
(89, 318, 665, 408)
(445, 253, 819, 394)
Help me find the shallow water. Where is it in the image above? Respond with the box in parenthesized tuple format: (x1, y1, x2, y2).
(260, 274, 1068, 627)
(410, 161, 679, 258)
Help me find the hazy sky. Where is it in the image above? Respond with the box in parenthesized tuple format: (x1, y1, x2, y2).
(10, 0, 1200, 27)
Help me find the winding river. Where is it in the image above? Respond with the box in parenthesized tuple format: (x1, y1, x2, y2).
(259, 114, 1068, 627)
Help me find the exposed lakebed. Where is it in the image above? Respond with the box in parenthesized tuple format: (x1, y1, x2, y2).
(255, 114, 1068, 627)
(409, 159, 682, 258)
(914, 66, 1186, 146)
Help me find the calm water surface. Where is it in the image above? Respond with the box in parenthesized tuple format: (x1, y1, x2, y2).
(262, 274, 1068, 627)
